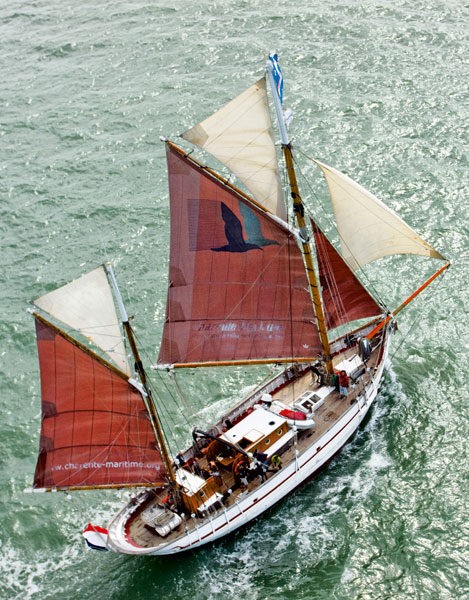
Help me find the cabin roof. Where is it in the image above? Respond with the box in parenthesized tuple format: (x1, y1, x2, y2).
(221, 406, 286, 446)
(175, 468, 205, 496)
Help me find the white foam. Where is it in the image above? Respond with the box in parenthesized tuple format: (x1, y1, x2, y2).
(0, 541, 80, 600)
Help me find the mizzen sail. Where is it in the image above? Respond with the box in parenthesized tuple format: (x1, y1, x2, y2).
(158, 143, 321, 366)
(315, 160, 444, 271)
(33, 316, 166, 490)
(34, 266, 130, 375)
(181, 79, 286, 220)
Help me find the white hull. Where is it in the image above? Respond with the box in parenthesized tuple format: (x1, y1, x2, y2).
(106, 334, 390, 555)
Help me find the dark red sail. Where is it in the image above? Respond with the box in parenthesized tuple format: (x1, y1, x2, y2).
(313, 222, 382, 330)
(158, 144, 322, 365)
(33, 318, 166, 490)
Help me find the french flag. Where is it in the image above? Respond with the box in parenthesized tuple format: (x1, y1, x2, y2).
(83, 523, 109, 551)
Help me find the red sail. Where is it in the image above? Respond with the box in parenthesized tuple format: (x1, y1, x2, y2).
(313, 223, 382, 330)
(158, 145, 322, 365)
(33, 318, 166, 490)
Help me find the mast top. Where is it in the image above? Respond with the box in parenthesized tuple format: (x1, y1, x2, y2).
(266, 52, 289, 146)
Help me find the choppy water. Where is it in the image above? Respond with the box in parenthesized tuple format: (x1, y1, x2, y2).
(1, 1, 467, 598)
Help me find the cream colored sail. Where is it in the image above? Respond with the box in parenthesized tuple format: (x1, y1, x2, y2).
(34, 266, 130, 375)
(315, 160, 444, 270)
(181, 78, 286, 220)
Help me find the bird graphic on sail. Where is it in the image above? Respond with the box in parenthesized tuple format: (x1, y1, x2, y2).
(211, 202, 278, 253)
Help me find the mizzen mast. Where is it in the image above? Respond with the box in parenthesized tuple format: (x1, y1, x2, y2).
(266, 54, 333, 373)
(105, 263, 177, 485)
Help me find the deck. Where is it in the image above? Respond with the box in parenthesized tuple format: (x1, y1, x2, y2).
(123, 340, 382, 550)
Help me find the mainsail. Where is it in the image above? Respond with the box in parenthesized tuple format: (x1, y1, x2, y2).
(181, 78, 286, 220)
(315, 160, 444, 271)
(33, 316, 165, 490)
(158, 143, 322, 366)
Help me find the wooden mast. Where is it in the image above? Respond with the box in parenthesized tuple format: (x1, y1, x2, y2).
(266, 57, 334, 373)
(282, 145, 333, 372)
(105, 264, 177, 485)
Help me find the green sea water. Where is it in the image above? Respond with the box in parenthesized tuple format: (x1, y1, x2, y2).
(1, 1, 467, 598)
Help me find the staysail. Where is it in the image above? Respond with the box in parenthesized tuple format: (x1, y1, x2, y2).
(34, 266, 130, 375)
(181, 78, 286, 220)
(315, 160, 444, 271)
(312, 223, 383, 330)
(158, 143, 322, 366)
(33, 316, 166, 490)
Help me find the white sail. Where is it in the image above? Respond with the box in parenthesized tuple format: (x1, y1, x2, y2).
(34, 266, 130, 375)
(181, 78, 286, 220)
(315, 160, 444, 270)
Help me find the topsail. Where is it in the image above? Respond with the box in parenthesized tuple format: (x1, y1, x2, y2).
(34, 267, 131, 375)
(182, 79, 286, 220)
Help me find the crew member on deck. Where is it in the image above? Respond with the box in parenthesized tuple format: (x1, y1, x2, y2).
(253, 449, 269, 481)
(270, 454, 282, 470)
(310, 361, 326, 385)
(209, 461, 222, 484)
(238, 466, 249, 488)
(338, 370, 350, 399)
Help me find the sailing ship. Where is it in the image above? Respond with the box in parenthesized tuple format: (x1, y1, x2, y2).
(29, 54, 449, 555)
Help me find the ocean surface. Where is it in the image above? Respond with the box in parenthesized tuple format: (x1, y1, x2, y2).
(1, 1, 467, 598)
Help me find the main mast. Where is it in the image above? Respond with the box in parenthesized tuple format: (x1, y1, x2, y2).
(266, 55, 333, 373)
(105, 264, 177, 485)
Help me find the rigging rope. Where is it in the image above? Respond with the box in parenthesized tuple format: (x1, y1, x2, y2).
(280, 148, 300, 368)
(389, 263, 448, 361)
(313, 224, 349, 327)
(130, 326, 190, 457)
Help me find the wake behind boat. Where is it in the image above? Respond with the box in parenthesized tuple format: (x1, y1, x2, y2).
(28, 54, 448, 555)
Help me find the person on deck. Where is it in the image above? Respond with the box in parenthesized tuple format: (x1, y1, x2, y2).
(270, 454, 282, 470)
(238, 466, 249, 488)
(175, 452, 185, 468)
(338, 370, 350, 399)
(330, 372, 339, 391)
(310, 362, 326, 385)
(253, 449, 269, 481)
(193, 461, 209, 479)
(208, 461, 222, 484)
(253, 449, 268, 465)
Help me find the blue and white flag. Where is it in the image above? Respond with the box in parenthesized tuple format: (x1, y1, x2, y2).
(268, 52, 284, 104)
